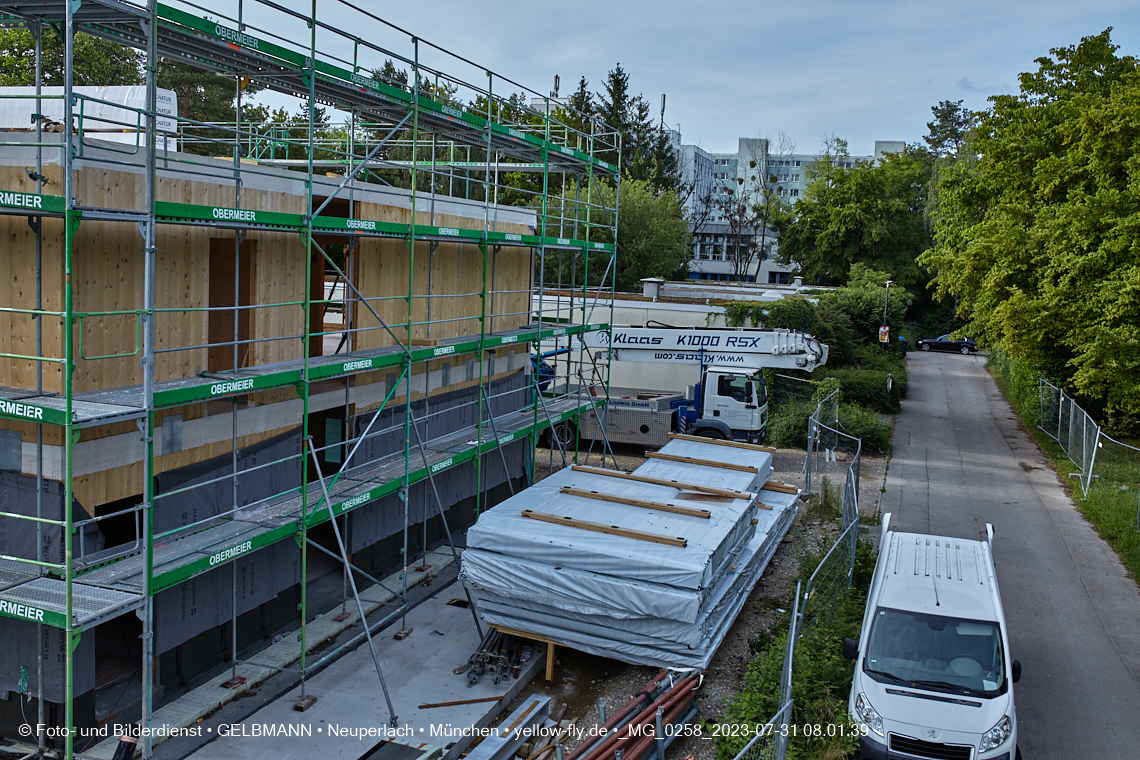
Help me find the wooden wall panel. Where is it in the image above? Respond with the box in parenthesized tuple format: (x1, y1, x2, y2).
(5, 161, 537, 508)
(0, 166, 64, 394)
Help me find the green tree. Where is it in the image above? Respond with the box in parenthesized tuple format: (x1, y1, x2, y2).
(0, 28, 142, 86)
(921, 29, 1140, 418)
(537, 179, 690, 292)
(559, 64, 678, 193)
(924, 100, 976, 158)
(777, 140, 932, 287)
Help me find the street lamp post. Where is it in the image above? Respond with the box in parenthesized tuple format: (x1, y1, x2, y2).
(881, 280, 894, 350)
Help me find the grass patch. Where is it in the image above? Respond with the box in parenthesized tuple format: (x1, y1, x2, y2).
(716, 533, 877, 760)
(989, 360, 1140, 585)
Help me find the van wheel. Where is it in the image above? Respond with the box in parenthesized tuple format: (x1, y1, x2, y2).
(696, 429, 727, 441)
(1015, 746, 1022, 760)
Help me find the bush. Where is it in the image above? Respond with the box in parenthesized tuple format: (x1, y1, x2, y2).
(813, 300, 857, 367)
(722, 296, 816, 333)
(839, 403, 892, 452)
(818, 368, 901, 413)
(767, 400, 815, 449)
(852, 345, 909, 398)
(988, 348, 1044, 427)
(818, 288, 906, 349)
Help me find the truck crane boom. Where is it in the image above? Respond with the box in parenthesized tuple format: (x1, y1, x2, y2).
(581, 325, 828, 372)
(557, 324, 829, 446)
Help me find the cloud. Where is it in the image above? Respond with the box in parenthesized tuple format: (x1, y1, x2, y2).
(956, 77, 1014, 95)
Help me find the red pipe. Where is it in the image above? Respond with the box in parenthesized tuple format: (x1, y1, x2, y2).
(622, 687, 700, 760)
(581, 675, 697, 760)
(565, 670, 671, 760)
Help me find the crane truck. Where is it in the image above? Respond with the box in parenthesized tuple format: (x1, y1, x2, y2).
(544, 325, 828, 448)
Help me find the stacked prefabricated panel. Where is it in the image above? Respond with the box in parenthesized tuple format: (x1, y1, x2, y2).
(460, 438, 798, 668)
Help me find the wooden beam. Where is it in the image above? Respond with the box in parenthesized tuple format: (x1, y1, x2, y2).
(521, 510, 687, 547)
(488, 624, 561, 687)
(644, 451, 759, 473)
(762, 479, 799, 494)
(418, 695, 505, 709)
(667, 432, 777, 452)
(559, 486, 710, 519)
(571, 464, 752, 499)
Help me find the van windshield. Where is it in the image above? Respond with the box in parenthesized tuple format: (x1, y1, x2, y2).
(864, 607, 1007, 698)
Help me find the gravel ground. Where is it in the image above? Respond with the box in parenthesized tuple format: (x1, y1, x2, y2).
(492, 445, 890, 760)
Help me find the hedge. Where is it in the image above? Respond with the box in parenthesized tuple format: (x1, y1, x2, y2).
(817, 368, 901, 414)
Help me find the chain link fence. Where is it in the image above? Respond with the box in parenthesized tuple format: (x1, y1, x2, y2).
(804, 389, 854, 498)
(1039, 379, 1140, 528)
(770, 373, 818, 407)
(731, 394, 862, 760)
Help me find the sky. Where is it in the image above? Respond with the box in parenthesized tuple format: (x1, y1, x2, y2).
(229, 0, 1138, 158)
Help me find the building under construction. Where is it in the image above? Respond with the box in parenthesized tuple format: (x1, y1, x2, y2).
(0, 2, 619, 757)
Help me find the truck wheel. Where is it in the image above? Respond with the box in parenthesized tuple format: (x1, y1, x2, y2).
(696, 429, 727, 441)
(546, 421, 575, 449)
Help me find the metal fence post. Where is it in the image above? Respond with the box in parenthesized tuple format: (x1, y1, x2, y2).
(1068, 393, 1076, 456)
(805, 415, 814, 495)
(1057, 386, 1064, 442)
(1084, 422, 1099, 495)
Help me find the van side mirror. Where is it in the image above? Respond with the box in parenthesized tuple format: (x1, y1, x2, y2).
(842, 637, 859, 661)
(1012, 659, 1021, 683)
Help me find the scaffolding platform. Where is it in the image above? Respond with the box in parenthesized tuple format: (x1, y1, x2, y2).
(0, 323, 604, 428)
(0, 385, 146, 427)
(1, 1, 614, 175)
(76, 394, 594, 596)
(0, 0, 619, 753)
(0, 575, 142, 630)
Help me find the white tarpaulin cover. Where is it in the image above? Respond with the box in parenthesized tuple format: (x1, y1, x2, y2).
(461, 438, 798, 668)
(0, 86, 178, 133)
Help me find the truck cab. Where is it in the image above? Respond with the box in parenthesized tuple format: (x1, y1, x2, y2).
(687, 366, 768, 443)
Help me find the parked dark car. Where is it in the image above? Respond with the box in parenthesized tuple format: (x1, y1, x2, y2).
(916, 334, 977, 354)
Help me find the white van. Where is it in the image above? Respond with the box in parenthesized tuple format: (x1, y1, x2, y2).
(844, 514, 1021, 760)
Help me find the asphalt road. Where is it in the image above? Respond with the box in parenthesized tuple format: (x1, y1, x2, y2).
(881, 351, 1140, 759)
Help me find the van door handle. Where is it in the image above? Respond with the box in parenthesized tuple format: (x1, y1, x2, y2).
(712, 410, 720, 416)
(745, 405, 756, 409)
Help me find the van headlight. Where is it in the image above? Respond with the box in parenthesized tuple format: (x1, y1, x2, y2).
(980, 715, 1012, 752)
(854, 692, 884, 737)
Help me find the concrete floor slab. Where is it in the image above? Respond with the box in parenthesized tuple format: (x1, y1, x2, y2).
(185, 589, 543, 760)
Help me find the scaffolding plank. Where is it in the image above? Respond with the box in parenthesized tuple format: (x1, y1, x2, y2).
(0, 576, 140, 629)
(0, 188, 64, 214)
(0, 386, 144, 426)
(146, 4, 615, 175)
